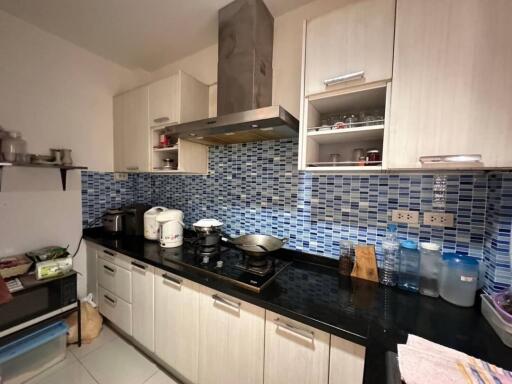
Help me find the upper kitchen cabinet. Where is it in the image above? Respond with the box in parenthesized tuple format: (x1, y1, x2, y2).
(304, 0, 395, 96)
(388, 0, 512, 169)
(148, 70, 209, 128)
(113, 85, 150, 172)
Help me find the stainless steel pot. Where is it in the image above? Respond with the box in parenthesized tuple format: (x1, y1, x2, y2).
(224, 234, 288, 258)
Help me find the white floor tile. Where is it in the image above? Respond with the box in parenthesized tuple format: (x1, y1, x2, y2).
(25, 358, 96, 384)
(24, 352, 78, 384)
(81, 337, 158, 384)
(69, 324, 119, 360)
(144, 370, 180, 384)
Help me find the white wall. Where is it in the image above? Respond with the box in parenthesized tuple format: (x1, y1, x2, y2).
(0, 10, 147, 295)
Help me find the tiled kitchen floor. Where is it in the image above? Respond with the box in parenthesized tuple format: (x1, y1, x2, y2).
(26, 325, 179, 384)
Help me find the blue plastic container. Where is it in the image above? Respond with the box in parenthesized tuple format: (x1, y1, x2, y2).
(0, 321, 68, 384)
(398, 240, 421, 292)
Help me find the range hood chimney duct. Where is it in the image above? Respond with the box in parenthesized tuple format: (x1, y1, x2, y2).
(217, 0, 274, 115)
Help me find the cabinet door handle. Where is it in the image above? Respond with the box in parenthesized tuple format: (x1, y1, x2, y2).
(104, 294, 117, 306)
(273, 318, 314, 342)
(126, 166, 139, 171)
(103, 250, 115, 256)
(131, 261, 147, 272)
(103, 265, 116, 275)
(419, 154, 482, 167)
(154, 116, 170, 124)
(323, 70, 365, 86)
(212, 294, 240, 310)
(162, 273, 182, 288)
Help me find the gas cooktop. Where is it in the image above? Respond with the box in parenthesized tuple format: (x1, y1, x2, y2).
(160, 238, 291, 293)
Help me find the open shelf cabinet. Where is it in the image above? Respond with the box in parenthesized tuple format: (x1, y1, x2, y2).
(150, 126, 208, 174)
(299, 82, 391, 172)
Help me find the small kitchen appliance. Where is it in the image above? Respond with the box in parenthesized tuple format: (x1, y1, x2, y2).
(144, 207, 168, 240)
(156, 209, 184, 248)
(122, 204, 150, 236)
(102, 209, 124, 234)
(192, 219, 223, 256)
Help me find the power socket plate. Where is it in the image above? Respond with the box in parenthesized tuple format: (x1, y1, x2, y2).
(391, 210, 419, 224)
(113, 173, 128, 181)
(424, 212, 454, 227)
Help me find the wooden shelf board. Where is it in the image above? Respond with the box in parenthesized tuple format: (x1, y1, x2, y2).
(304, 165, 383, 172)
(307, 125, 384, 144)
(153, 146, 179, 152)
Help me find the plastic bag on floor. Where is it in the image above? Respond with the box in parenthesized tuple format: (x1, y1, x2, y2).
(66, 293, 103, 344)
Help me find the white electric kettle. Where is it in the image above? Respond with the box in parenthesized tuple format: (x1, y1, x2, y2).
(144, 207, 168, 240)
(156, 209, 184, 248)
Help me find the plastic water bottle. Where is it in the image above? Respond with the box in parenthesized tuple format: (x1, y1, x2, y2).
(380, 224, 399, 286)
(398, 240, 421, 292)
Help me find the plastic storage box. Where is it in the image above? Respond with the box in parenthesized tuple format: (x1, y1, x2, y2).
(481, 294, 512, 348)
(0, 321, 68, 384)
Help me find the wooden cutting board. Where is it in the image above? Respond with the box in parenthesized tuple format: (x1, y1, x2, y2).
(351, 245, 379, 283)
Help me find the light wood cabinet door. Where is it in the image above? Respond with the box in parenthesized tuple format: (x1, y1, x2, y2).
(329, 335, 366, 384)
(264, 311, 330, 384)
(155, 269, 200, 383)
(148, 75, 179, 127)
(305, 0, 395, 96)
(113, 86, 149, 172)
(198, 286, 264, 384)
(131, 261, 154, 352)
(388, 0, 512, 169)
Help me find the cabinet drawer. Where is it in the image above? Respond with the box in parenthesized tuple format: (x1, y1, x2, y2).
(98, 286, 132, 336)
(97, 258, 116, 293)
(97, 258, 132, 303)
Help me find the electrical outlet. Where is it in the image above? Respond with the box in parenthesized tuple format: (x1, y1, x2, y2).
(423, 212, 455, 227)
(391, 210, 419, 224)
(113, 172, 128, 181)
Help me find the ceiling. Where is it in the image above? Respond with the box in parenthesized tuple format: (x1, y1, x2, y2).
(0, 0, 314, 72)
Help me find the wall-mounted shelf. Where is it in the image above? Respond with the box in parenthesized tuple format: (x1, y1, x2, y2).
(0, 163, 88, 191)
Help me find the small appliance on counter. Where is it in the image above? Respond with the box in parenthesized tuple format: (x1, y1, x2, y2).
(144, 207, 168, 240)
(122, 204, 150, 236)
(192, 219, 223, 256)
(156, 209, 184, 248)
(102, 208, 124, 234)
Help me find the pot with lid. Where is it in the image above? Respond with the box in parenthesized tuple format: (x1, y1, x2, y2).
(193, 219, 223, 255)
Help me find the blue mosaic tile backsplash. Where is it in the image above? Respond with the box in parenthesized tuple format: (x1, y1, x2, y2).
(81, 138, 512, 292)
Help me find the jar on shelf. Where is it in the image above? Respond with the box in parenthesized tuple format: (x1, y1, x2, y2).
(366, 149, 381, 165)
(1, 131, 26, 163)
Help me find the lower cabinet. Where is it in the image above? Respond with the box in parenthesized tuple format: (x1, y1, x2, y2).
(329, 335, 366, 384)
(264, 311, 330, 384)
(131, 260, 155, 352)
(98, 286, 132, 335)
(154, 269, 200, 383)
(198, 286, 265, 384)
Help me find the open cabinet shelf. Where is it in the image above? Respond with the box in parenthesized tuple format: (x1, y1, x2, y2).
(300, 82, 391, 172)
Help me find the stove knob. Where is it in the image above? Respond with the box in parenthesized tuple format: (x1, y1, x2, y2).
(216, 260, 224, 269)
(202, 255, 210, 264)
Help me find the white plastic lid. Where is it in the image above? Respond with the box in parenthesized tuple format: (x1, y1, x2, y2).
(193, 219, 223, 227)
(156, 209, 183, 222)
(420, 242, 441, 251)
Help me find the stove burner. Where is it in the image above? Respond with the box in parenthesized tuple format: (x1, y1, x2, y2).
(234, 257, 275, 276)
(195, 243, 219, 257)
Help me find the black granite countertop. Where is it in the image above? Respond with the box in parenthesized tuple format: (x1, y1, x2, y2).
(83, 228, 512, 383)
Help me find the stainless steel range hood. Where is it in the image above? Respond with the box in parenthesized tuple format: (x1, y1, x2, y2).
(165, 0, 299, 145)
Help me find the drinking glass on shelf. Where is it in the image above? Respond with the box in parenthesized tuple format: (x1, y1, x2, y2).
(329, 153, 342, 164)
(344, 114, 358, 128)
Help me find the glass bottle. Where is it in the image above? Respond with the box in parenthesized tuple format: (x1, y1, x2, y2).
(338, 240, 353, 276)
(398, 240, 421, 293)
(419, 242, 442, 297)
(380, 224, 399, 286)
(1, 131, 26, 163)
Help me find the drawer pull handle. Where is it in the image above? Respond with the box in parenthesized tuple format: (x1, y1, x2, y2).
(104, 294, 117, 306)
(273, 318, 314, 342)
(154, 116, 170, 123)
(103, 250, 115, 256)
(212, 294, 240, 310)
(131, 261, 147, 271)
(419, 154, 482, 166)
(162, 273, 182, 288)
(324, 70, 365, 86)
(126, 166, 139, 171)
(103, 265, 116, 274)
